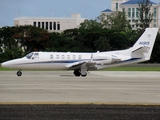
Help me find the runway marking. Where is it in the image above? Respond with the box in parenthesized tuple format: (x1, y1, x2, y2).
(0, 102, 160, 106)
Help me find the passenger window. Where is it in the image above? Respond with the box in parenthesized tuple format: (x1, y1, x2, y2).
(50, 55, 53, 59)
(62, 55, 65, 59)
(78, 55, 81, 59)
(73, 55, 76, 59)
(67, 55, 70, 59)
(56, 55, 59, 59)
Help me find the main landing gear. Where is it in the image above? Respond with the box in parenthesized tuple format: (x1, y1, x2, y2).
(17, 70, 22, 77)
(73, 69, 87, 77)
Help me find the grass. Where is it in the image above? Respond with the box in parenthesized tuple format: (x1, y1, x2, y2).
(0, 66, 160, 71)
(0, 67, 13, 71)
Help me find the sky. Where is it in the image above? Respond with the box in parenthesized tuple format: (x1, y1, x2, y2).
(0, 0, 159, 27)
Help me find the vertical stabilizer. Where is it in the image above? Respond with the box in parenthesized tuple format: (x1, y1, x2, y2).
(131, 28, 158, 59)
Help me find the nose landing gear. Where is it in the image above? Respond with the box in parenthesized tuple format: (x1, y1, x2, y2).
(17, 70, 22, 77)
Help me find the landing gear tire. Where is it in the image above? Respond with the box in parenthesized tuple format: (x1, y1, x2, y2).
(73, 70, 81, 77)
(81, 72, 87, 77)
(17, 70, 22, 77)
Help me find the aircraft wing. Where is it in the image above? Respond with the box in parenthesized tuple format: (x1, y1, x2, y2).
(67, 61, 97, 70)
(111, 55, 121, 62)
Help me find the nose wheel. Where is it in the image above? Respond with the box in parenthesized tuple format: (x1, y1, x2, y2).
(17, 70, 22, 76)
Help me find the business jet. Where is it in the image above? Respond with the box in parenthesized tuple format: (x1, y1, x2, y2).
(1, 28, 158, 77)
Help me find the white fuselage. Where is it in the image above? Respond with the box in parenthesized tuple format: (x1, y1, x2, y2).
(1, 51, 144, 70)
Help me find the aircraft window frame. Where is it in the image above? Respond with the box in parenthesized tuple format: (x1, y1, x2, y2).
(25, 53, 34, 59)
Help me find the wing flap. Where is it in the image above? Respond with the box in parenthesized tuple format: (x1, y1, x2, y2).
(67, 61, 85, 70)
(67, 61, 97, 70)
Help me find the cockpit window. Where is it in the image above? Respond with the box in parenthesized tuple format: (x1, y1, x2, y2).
(25, 52, 33, 59)
(34, 53, 39, 59)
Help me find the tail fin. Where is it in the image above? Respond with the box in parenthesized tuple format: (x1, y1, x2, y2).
(131, 28, 158, 60)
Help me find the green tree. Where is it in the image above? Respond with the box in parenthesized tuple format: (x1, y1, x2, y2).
(62, 28, 85, 51)
(0, 26, 24, 62)
(97, 11, 132, 32)
(137, 0, 153, 30)
(0, 27, 13, 58)
(93, 31, 111, 51)
(79, 19, 103, 30)
(24, 26, 50, 52)
(150, 29, 160, 63)
(78, 20, 107, 52)
(0, 26, 51, 62)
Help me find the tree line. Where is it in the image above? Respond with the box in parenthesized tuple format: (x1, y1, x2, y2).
(0, 0, 160, 63)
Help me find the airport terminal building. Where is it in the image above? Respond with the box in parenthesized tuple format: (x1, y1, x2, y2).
(14, 13, 86, 32)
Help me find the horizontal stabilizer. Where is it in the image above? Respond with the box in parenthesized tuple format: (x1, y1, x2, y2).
(132, 46, 150, 53)
(131, 46, 150, 58)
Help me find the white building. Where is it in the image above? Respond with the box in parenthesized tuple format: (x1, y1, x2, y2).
(14, 13, 86, 32)
(120, 0, 159, 28)
(158, 3, 160, 28)
(101, 9, 113, 15)
(111, 0, 127, 12)
(102, 0, 160, 28)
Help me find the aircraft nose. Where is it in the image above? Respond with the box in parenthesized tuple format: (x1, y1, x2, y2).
(1, 59, 22, 68)
(1, 61, 13, 68)
(1, 62, 9, 68)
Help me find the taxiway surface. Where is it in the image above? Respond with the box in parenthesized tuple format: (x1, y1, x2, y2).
(0, 71, 160, 104)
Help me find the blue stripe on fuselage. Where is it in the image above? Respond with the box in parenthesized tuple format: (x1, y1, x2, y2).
(15, 58, 142, 66)
(15, 60, 85, 65)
